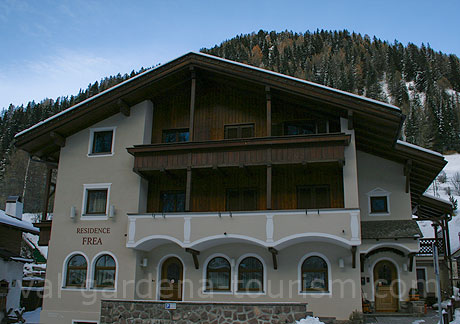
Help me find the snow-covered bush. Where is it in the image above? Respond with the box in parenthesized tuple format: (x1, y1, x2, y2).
(296, 316, 325, 324)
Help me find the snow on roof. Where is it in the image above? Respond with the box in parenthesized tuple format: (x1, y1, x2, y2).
(417, 220, 435, 238)
(422, 193, 453, 206)
(15, 52, 400, 139)
(0, 210, 39, 233)
(10, 257, 33, 263)
(22, 214, 48, 258)
(396, 140, 444, 158)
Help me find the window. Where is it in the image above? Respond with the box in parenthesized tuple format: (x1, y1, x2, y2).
(367, 188, 391, 215)
(89, 127, 115, 156)
(370, 196, 388, 213)
(161, 191, 185, 212)
(238, 257, 263, 292)
(224, 123, 255, 139)
(94, 255, 116, 288)
(226, 188, 257, 211)
(283, 118, 341, 136)
(82, 183, 111, 218)
(301, 256, 328, 292)
(206, 257, 231, 291)
(297, 185, 331, 209)
(162, 129, 189, 143)
(86, 189, 108, 214)
(65, 254, 87, 288)
(284, 120, 316, 135)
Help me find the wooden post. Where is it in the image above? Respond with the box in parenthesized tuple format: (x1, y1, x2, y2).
(189, 68, 196, 141)
(42, 167, 53, 222)
(351, 246, 357, 269)
(266, 86, 271, 136)
(185, 167, 192, 211)
(266, 164, 272, 210)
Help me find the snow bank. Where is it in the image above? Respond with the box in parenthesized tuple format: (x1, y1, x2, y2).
(22, 307, 41, 323)
(296, 316, 325, 324)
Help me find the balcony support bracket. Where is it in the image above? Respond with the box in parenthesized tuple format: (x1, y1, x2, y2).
(351, 246, 357, 269)
(268, 247, 278, 270)
(185, 248, 200, 270)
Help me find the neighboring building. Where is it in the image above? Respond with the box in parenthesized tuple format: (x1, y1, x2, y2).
(14, 52, 449, 323)
(0, 196, 39, 322)
(415, 195, 454, 305)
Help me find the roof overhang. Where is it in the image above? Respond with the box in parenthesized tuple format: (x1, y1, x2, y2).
(414, 193, 453, 221)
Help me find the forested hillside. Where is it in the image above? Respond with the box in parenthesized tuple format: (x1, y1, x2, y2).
(202, 30, 460, 153)
(2, 29, 460, 212)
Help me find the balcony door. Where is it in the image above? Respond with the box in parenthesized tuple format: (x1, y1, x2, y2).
(374, 260, 399, 312)
(160, 257, 183, 301)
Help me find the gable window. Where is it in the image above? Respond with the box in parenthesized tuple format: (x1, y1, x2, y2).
(238, 257, 263, 292)
(65, 254, 87, 288)
(301, 256, 328, 292)
(82, 183, 111, 219)
(206, 257, 231, 291)
(224, 123, 255, 139)
(367, 188, 391, 216)
(297, 185, 331, 209)
(161, 191, 185, 212)
(226, 188, 257, 211)
(370, 196, 388, 213)
(89, 127, 115, 156)
(94, 254, 116, 288)
(162, 128, 189, 143)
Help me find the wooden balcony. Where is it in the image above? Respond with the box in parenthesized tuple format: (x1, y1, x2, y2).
(128, 133, 350, 175)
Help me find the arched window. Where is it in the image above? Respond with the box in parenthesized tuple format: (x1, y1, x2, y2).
(301, 256, 328, 291)
(94, 254, 116, 288)
(65, 254, 87, 287)
(206, 257, 231, 291)
(238, 257, 263, 292)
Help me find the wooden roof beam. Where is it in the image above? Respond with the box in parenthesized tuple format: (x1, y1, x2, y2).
(50, 131, 65, 148)
(117, 99, 130, 117)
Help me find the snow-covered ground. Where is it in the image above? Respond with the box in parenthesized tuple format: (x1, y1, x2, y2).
(22, 307, 41, 323)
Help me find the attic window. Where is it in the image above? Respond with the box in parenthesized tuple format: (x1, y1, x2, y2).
(88, 127, 116, 156)
(367, 188, 391, 216)
(370, 197, 388, 213)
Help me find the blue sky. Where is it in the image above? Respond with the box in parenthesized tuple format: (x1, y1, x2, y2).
(1, 0, 459, 110)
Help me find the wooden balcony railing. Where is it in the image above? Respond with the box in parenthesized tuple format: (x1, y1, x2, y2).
(128, 133, 350, 174)
(417, 238, 445, 256)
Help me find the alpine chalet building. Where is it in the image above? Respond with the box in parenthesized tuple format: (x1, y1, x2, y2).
(14, 52, 449, 323)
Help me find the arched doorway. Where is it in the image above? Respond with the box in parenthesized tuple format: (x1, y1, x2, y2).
(160, 257, 183, 301)
(373, 260, 399, 312)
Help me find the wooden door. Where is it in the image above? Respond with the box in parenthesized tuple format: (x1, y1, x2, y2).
(160, 257, 183, 301)
(374, 260, 398, 312)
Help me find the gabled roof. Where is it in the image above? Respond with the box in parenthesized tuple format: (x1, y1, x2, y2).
(13, 52, 447, 203)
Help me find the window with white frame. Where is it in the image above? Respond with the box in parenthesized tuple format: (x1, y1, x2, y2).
(238, 257, 263, 292)
(82, 184, 111, 218)
(65, 254, 87, 288)
(367, 188, 391, 216)
(93, 254, 116, 289)
(88, 127, 115, 156)
(206, 257, 231, 291)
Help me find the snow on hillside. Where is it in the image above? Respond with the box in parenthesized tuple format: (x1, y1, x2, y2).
(423, 153, 460, 254)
